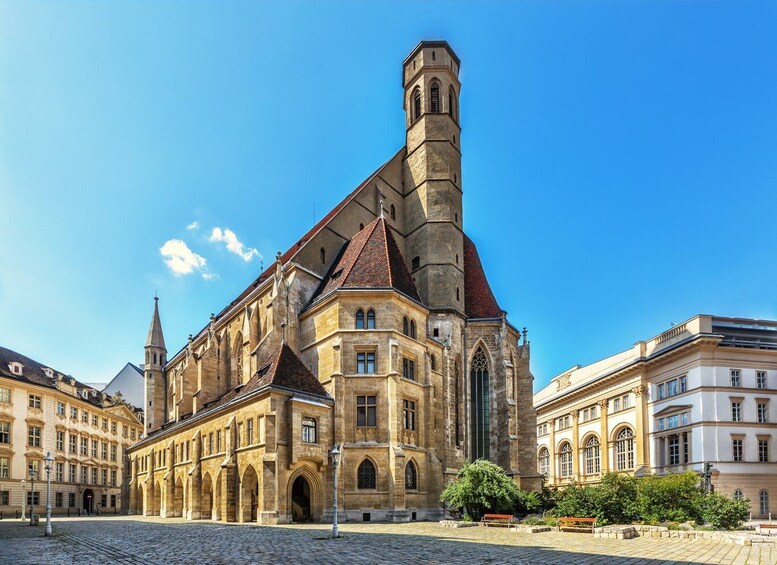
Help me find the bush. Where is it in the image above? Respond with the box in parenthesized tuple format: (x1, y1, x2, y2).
(636, 472, 704, 524)
(550, 473, 638, 525)
(440, 459, 521, 520)
(521, 516, 546, 526)
(702, 493, 750, 530)
(515, 490, 544, 516)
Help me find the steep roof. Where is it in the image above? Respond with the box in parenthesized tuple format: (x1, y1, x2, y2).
(463, 234, 504, 319)
(309, 216, 421, 306)
(146, 297, 166, 350)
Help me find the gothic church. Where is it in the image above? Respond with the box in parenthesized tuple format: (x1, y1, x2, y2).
(127, 41, 540, 524)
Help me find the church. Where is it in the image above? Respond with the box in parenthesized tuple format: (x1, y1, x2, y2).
(126, 41, 540, 524)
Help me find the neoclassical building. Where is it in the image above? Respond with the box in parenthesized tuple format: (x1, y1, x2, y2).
(0, 346, 144, 516)
(126, 40, 540, 524)
(534, 315, 777, 518)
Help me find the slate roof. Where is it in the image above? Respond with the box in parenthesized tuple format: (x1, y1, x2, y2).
(309, 216, 421, 306)
(463, 234, 504, 319)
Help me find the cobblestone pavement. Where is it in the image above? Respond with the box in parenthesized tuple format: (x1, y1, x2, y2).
(0, 516, 775, 565)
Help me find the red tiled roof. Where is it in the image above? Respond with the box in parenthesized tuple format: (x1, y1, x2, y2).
(463, 234, 504, 319)
(309, 216, 421, 305)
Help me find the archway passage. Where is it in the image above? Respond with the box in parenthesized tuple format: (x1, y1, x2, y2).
(241, 466, 259, 522)
(291, 475, 311, 522)
(201, 473, 213, 520)
(83, 488, 94, 515)
(173, 478, 184, 517)
(153, 482, 162, 516)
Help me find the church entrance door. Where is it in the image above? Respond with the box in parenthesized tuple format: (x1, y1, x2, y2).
(83, 489, 94, 515)
(291, 476, 311, 522)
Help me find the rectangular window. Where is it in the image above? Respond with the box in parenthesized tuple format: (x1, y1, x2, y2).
(732, 439, 743, 462)
(101, 442, 108, 460)
(216, 430, 222, 453)
(56, 461, 63, 482)
(27, 491, 40, 506)
(0, 421, 10, 444)
(102, 417, 108, 431)
(0, 387, 10, 403)
(403, 399, 416, 431)
(101, 494, 107, 507)
(28, 394, 41, 409)
(68, 492, 75, 508)
(658, 418, 665, 431)
(302, 417, 317, 443)
(101, 469, 107, 486)
(71, 406, 78, 419)
(69, 434, 77, 454)
(208, 432, 213, 455)
(356, 395, 377, 427)
(81, 467, 87, 484)
(757, 371, 767, 389)
(613, 398, 620, 412)
(731, 402, 742, 422)
(357, 351, 377, 374)
(81, 437, 88, 456)
(247, 419, 254, 445)
(56, 401, 65, 416)
(111, 421, 117, 434)
(122, 425, 128, 438)
(130, 429, 136, 440)
(657, 383, 665, 400)
(29, 460, 40, 478)
(758, 403, 768, 423)
(111, 494, 117, 507)
(0, 456, 8, 479)
(402, 358, 416, 381)
(666, 380, 677, 397)
(622, 395, 630, 409)
(759, 439, 769, 463)
(730, 369, 741, 387)
(82, 410, 89, 423)
(91, 467, 97, 485)
(92, 439, 98, 458)
(69, 464, 76, 483)
(111, 444, 117, 462)
(0, 491, 9, 505)
(55, 491, 63, 508)
(679, 375, 687, 393)
(669, 435, 680, 465)
(92, 414, 98, 427)
(236, 423, 243, 448)
(28, 425, 41, 447)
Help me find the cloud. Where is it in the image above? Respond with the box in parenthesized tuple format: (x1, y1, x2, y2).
(160, 239, 207, 275)
(201, 273, 219, 281)
(186, 221, 200, 231)
(209, 227, 260, 262)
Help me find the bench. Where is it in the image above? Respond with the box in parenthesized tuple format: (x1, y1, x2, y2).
(757, 524, 777, 535)
(481, 514, 515, 527)
(557, 517, 597, 533)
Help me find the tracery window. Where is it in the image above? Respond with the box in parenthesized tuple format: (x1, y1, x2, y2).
(412, 87, 421, 122)
(430, 82, 440, 113)
(538, 447, 550, 476)
(615, 428, 635, 470)
(405, 461, 417, 490)
(585, 436, 601, 475)
(357, 460, 376, 489)
(559, 442, 573, 478)
(470, 347, 490, 460)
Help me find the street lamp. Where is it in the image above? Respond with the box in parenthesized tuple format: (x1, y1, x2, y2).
(330, 444, 341, 538)
(28, 466, 37, 526)
(44, 452, 54, 536)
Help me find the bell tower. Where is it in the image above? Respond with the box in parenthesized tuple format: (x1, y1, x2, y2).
(144, 296, 167, 433)
(402, 41, 464, 315)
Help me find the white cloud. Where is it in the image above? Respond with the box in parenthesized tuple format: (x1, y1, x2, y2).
(201, 273, 219, 281)
(186, 221, 200, 231)
(160, 239, 207, 276)
(209, 227, 260, 262)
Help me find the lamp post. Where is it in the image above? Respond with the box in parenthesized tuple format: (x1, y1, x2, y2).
(44, 452, 54, 536)
(20, 479, 25, 521)
(330, 444, 340, 538)
(28, 467, 37, 526)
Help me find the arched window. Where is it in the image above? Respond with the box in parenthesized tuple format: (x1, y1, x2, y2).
(470, 347, 490, 460)
(585, 436, 601, 475)
(733, 489, 744, 501)
(357, 460, 376, 489)
(538, 447, 550, 476)
(760, 490, 770, 516)
(390, 204, 396, 220)
(430, 82, 440, 113)
(355, 309, 365, 330)
(320, 247, 326, 264)
(405, 461, 417, 490)
(615, 428, 635, 471)
(559, 442, 573, 478)
(411, 256, 420, 270)
(410, 320, 416, 339)
(456, 287, 460, 301)
(302, 417, 316, 443)
(359, 223, 364, 230)
(366, 309, 375, 329)
(403, 317, 409, 336)
(153, 352, 157, 365)
(146, 351, 150, 364)
(412, 87, 421, 122)
(430, 355, 436, 371)
(449, 86, 457, 122)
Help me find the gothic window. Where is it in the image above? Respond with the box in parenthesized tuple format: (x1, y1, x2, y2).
(585, 436, 601, 475)
(355, 309, 365, 329)
(454, 360, 461, 445)
(403, 317, 409, 336)
(234, 338, 244, 384)
(430, 82, 440, 113)
(430, 354, 436, 371)
(470, 347, 490, 460)
(449, 86, 458, 122)
(615, 427, 635, 470)
(405, 461, 417, 490)
(411, 256, 420, 270)
(367, 309, 375, 329)
(538, 447, 550, 476)
(456, 287, 460, 301)
(410, 320, 416, 339)
(390, 204, 396, 220)
(357, 459, 376, 489)
(412, 87, 421, 122)
(559, 442, 573, 478)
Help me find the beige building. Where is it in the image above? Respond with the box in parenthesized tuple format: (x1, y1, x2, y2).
(126, 40, 540, 525)
(534, 315, 777, 518)
(0, 346, 144, 516)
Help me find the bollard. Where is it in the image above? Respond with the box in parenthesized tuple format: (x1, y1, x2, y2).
(67, 508, 70, 517)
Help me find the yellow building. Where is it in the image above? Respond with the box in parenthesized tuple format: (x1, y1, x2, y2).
(0, 347, 144, 516)
(126, 41, 540, 525)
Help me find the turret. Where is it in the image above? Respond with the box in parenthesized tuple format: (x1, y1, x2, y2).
(144, 296, 167, 432)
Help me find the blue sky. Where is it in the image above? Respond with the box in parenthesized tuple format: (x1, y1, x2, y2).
(1, 1, 776, 391)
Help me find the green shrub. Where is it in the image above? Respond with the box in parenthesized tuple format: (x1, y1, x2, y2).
(515, 490, 544, 516)
(636, 472, 704, 524)
(440, 459, 520, 520)
(521, 516, 546, 526)
(702, 493, 750, 530)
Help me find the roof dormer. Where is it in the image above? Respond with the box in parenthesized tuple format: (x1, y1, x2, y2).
(42, 367, 54, 379)
(8, 362, 23, 375)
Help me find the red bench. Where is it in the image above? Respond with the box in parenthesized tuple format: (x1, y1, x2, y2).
(557, 517, 597, 533)
(481, 513, 515, 527)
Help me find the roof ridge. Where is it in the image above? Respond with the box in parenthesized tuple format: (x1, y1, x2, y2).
(381, 219, 394, 289)
(340, 218, 381, 287)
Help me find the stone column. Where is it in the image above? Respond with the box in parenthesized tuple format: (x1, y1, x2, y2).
(547, 419, 556, 486)
(633, 384, 648, 470)
(570, 411, 580, 482)
(189, 433, 202, 520)
(599, 400, 610, 475)
(128, 457, 137, 515)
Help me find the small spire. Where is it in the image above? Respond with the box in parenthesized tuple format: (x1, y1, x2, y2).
(145, 296, 167, 350)
(379, 199, 385, 219)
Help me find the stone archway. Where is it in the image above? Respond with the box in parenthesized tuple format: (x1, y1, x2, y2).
(201, 473, 214, 520)
(240, 465, 259, 523)
(213, 470, 222, 521)
(291, 476, 311, 522)
(153, 481, 162, 516)
(173, 477, 184, 517)
(286, 466, 323, 523)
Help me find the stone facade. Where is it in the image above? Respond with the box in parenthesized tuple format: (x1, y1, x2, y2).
(127, 40, 540, 525)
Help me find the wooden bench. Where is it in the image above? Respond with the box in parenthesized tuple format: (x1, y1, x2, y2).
(481, 514, 515, 527)
(758, 524, 777, 535)
(557, 517, 597, 533)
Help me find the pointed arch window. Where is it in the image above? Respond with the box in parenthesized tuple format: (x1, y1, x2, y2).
(355, 309, 365, 330)
(470, 347, 490, 460)
(430, 354, 436, 371)
(403, 317, 409, 336)
(410, 320, 416, 339)
(412, 87, 421, 122)
(366, 309, 375, 329)
(430, 82, 440, 113)
(357, 460, 376, 489)
(405, 461, 417, 490)
(559, 442, 573, 478)
(320, 247, 326, 264)
(449, 86, 458, 122)
(615, 428, 635, 470)
(390, 204, 396, 220)
(538, 447, 550, 476)
(585, 436, 601, 475)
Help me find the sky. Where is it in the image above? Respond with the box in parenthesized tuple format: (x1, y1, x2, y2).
(1, 1, 776, 392)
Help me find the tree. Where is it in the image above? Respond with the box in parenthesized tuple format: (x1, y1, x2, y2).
(636, 471, 704, 524)
(702, 493, 750, 530)
(440, 459, 520, 520)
